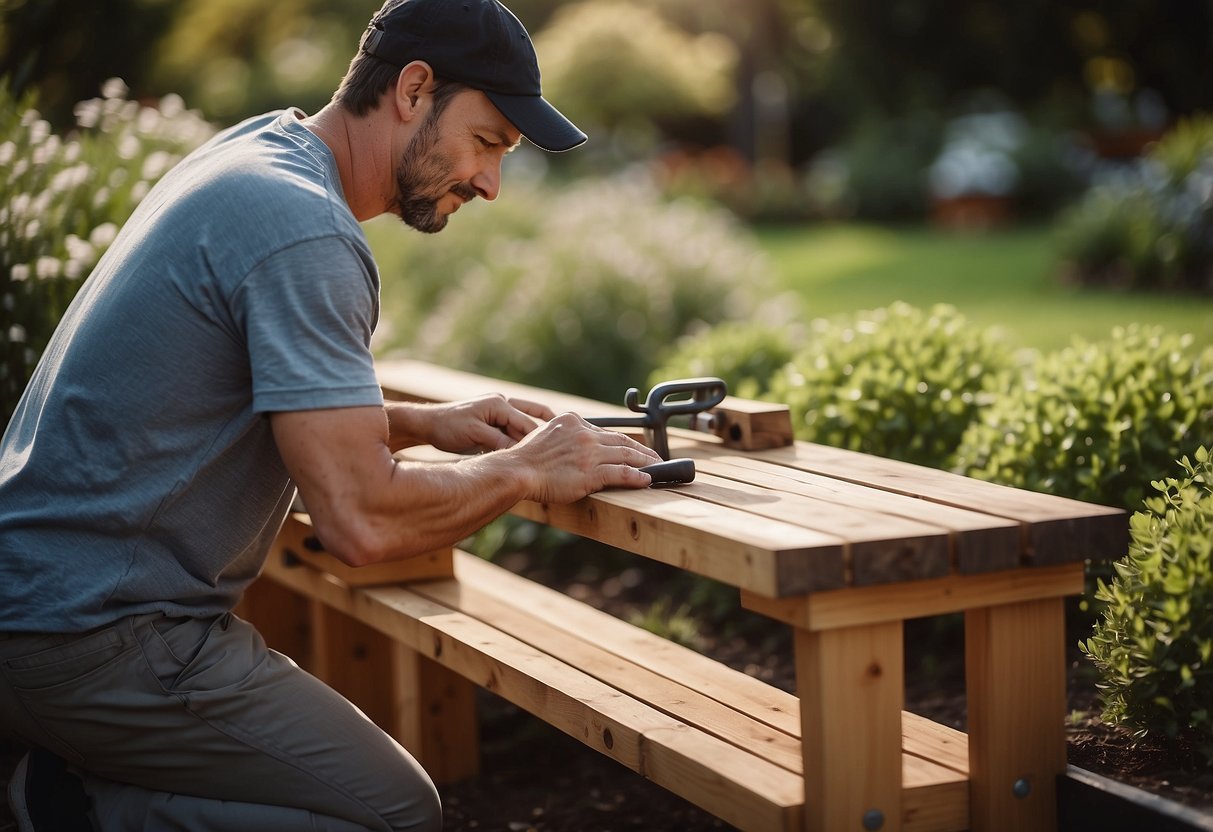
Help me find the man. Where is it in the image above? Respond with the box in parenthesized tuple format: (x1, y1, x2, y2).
(0, 0, 661, 829)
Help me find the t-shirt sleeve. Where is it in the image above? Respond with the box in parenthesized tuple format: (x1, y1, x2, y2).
(232, 235, 385, 413)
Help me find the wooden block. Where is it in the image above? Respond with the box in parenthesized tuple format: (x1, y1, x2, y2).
(277, 513, 455, 586)
(704, 398, 793, 451)
(741, 562, 1085, 631)
(965, 598, 1067, 832)
(797, 620, 904, 832)
(391, 644, 480, 784)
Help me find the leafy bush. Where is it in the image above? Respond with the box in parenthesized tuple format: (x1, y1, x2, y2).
(767, 303, 1013, 469)
(1, 79, 214, 421)
(381, 176, 776, 404)
(648, 320, 801, 400)
(1055, 117, 1213, 293)
(1081, 448, 1213, 763)
(956, 325, 1213, 510)
(533, 1, 736, 142)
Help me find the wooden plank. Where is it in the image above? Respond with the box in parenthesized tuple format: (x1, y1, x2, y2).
(740, 562, 1086, 631)
(395, 445, 846, 596)
(259, 553, 805, 830)
(391, 645, 480, 784)
(277, 513, 455, 586)
(514, 490, 849, 597)
(411, 576, 805, 775)
(454, 551, 970, 807)
(431, 560, 970, 832)
(453, 551, 804, 736)
(688, 454, 1022, 574)
(902, 712, 968, 777)
(675, 471, 951, 585)
(902, 777, 969, 832)
(798, 621, 905, 832)
(965, 598, 1067, 832)
(730, 440, 1127, 565)
(377, 358, 631, 418)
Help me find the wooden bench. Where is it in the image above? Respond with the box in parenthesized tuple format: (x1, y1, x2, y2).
(238, 360, 1127, 832)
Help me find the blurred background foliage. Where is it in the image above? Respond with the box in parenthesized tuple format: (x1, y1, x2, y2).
(5, 0, 1212, 165)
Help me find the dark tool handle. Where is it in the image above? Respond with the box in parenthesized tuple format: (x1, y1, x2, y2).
(640, 458, 696, 486)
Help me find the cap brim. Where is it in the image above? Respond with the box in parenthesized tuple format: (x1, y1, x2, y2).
(485, 91, 586, 153)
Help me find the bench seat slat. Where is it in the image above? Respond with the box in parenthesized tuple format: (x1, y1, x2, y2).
(410, 577, 806, 774)
(444, 553, 970, 829)
(260, 553, 805, 831)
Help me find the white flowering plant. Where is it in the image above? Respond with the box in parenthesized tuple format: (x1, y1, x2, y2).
(1, 79, 214, 421)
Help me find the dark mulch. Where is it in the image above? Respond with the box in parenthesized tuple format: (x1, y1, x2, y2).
(3, 551, 1211, 830)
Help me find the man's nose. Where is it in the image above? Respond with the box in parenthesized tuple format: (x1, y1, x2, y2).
(470, 159, 502, 202)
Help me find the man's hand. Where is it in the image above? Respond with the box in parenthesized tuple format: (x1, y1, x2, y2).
(384, 394, 554, 453)
(427, 394, 556, 453)
(506, 413, 662, 503)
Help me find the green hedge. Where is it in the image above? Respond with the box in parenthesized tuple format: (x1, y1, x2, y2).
(956, 325, 1213, 510)
(1081, 449, 1213, 763)
(767, 302, 1014, 469)
(648, 320, 801, 400)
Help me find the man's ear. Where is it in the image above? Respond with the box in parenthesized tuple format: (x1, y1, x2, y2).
(394, 61, 435, 122)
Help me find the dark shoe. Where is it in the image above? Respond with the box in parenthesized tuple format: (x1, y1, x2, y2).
(6, 749, 93, 831)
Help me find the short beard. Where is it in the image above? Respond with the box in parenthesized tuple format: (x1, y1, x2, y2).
(392, 108, 475, 234)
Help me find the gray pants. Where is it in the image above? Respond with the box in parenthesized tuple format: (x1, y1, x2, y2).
(0, 612, 441, 831)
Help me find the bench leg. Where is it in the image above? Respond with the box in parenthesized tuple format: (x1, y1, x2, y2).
(308, 604, 480, 785)
(965, 598, 1066, 832)
(391, 645, 480, 784)
(796, 620, 904, 832)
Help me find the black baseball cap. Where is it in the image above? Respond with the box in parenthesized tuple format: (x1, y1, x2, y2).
(360, 0, 587, 152)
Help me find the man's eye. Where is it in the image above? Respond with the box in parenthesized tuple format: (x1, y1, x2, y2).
(476, 136, 494, 148)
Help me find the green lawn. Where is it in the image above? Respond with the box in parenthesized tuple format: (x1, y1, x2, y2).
(755, 223, 1213, 354)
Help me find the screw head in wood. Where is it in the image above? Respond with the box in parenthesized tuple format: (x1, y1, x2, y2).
(862, 809, 884, 830)
(1013, 777, 1031, 798)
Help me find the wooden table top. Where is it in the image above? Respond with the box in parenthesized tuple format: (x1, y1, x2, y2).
(379, 360, 1128, 599)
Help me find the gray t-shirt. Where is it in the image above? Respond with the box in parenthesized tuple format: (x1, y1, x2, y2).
(0, 109, 384, 632)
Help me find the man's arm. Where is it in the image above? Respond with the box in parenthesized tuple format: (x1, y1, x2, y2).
(270, 402, 659, 567)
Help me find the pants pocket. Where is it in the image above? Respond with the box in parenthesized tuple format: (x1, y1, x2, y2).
(0, 626, 133, 765)
(2, 627, 126, 691)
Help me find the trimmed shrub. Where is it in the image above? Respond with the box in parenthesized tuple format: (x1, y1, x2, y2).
(1, 79, 213, 421)
(384, 177, 776, 404)
(648, 320, 802, 400)
(768, 303, 1014, 469)
(1081, 448, 1213, 763)
(956, 325, 1213, 510)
